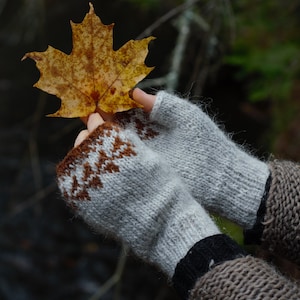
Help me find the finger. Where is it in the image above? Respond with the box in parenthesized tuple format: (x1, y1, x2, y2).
(74, 129, 89, 147)
(132, 88, 156, 113)
(87, 113, 105, 133)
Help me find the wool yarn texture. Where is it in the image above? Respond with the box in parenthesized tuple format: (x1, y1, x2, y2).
(56, 122, 220, 277)
(116, 92, 270, 229)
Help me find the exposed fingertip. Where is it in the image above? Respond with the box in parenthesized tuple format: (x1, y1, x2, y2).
(74, 130, 89, 147)
(132, 88, 156, 112)
(132, 87, 143, 100)
(87, 113, 104, 133)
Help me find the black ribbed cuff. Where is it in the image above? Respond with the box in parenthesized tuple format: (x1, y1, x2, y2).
(244, 174, 272, 245)
(172, 234, 247, 300)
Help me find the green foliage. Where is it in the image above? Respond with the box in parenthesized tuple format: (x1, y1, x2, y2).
(211, 214, 244, 246)
(122, 0, 160, 10)
(227, 42, 299, 103)
(225, 0, 300, 149)
(226, 0, 300, 104)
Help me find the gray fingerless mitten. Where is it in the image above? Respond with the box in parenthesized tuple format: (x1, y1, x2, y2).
(117, 92, 270, 229)
(56, 122, 220, 277)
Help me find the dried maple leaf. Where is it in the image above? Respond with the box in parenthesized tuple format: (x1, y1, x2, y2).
(22, 3, 155, 117)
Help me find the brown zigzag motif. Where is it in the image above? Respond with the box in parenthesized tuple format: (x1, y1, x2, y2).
(116, 110, 159, 141)
(133, 117, 159, 140)
(57, 123, 137, 206)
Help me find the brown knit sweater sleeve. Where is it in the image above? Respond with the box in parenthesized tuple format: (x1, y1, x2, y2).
(173, 234, 300, 299)
(189, 256, 300, 300)
(261, 160, 300, 264)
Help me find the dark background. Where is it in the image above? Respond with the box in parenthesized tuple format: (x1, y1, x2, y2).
(1, 0, 300, 299)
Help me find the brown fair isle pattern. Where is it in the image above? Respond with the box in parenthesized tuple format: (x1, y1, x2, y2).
(189, 256, 300, 300)
(262, 160, 300, 264)
(56, 122, 136, 208)
(116, 110, 159, 140)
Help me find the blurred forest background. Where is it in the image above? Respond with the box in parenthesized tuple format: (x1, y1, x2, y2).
(1, 0, 300, 299)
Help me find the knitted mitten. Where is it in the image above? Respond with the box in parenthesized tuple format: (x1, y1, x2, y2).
(56, 122, 220, 277)
(116, 91, 270, 229)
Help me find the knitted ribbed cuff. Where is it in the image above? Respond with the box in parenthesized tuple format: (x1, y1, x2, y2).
(244, 175, 272, 244)
(261, 160, 300, 264)
(172, 234, 247, 300)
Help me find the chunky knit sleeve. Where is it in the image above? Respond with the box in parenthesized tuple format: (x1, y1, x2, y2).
(261, 160, 300, 264)
(189, 256, 300, 300)
(172, 234, 300, 300)
(244, 160, 300, 264)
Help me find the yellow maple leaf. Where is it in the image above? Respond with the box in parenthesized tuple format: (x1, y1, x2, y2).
(22, 3, 155, 117)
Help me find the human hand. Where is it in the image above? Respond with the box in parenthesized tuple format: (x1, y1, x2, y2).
(74, 113, 104, 147)
(57, 117, 219, 277)
(116, 89, 270, 229)
(74, 89, 155, 147)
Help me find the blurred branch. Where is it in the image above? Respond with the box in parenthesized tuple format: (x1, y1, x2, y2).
(29, 91, 47, 195)
(0, 0, 45, 45)
(2, 182, 57, 224)
(136, 0, 201, 39)
(139, 0, 213, 93)
(0, 0, 7, 15)
(140, 0, 232, 95)
(222, 0, 236, 43)
(89, 243, 129, 300)
(190, 11, 210, 31)
(27, 0, 47, 212)
(48, 119, 81, 143)
(166, 0, 194, 91)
